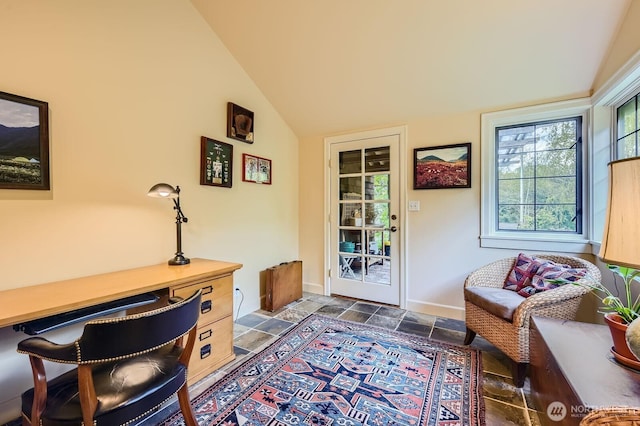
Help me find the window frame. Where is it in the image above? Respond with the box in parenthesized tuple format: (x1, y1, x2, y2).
(591, 51, 640, 254)
(615, 91, 640, 160)
(480, 98, 591, 253)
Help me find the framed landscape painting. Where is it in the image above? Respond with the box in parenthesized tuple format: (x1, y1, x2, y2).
(0, 91, 50, 190)
(413, 143, 471, 189)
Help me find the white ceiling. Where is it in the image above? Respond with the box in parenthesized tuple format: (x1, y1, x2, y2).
(191, 0, 631, 139)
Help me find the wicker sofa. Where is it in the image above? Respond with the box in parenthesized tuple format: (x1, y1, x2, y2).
(463, 254, 600, 387)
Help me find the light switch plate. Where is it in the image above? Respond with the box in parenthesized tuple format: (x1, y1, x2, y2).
(408, 200, 420, 211)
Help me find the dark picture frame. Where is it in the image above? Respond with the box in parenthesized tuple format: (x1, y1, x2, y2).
(242, 153, 271, 184)
(227, 102, 254, 143)
(0, 91, 50, 190)
(413, 142, 471, 189)
(200, 136, 233, 188)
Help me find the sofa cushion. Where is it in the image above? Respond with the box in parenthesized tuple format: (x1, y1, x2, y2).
(517, 262, 587, 297)
(464, 287, 525, 322)
(503, 253, 548, 293)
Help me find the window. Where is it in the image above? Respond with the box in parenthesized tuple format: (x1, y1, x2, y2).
(496, 117, 582, 234)
(616, 92, 640, 159)
(481, 99, 590, 252)
(591, 55, 640, 251)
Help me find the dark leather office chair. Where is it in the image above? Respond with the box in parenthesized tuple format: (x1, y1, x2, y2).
(17, 290, 201, 426)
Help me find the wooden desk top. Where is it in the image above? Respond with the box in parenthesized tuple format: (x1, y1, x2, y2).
(0, 258, 242, 329)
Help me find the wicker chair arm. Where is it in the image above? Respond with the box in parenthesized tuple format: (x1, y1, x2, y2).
(512, 284, 591, 327)
(464, 257, 516, 289)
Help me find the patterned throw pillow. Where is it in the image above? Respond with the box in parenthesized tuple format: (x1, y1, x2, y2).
(503, 253, 547, 293)
(519, 263, 587, 297)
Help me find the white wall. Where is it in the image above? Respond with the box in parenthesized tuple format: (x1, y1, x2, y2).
(0, 1, 298, 421)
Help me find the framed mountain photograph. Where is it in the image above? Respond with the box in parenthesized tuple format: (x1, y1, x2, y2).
(413, 143, 471, 189)
(0, 91, 50, 190)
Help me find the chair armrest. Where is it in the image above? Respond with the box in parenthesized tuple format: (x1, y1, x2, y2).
(464, 257, 515, 289)
(512, 284, 591, 327)
(17, 337, 78, 363)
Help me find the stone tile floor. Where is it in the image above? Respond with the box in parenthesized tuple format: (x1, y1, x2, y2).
(7, 292, 544, 425)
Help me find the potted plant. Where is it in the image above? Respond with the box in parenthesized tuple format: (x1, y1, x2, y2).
(572, 264, 640, 361)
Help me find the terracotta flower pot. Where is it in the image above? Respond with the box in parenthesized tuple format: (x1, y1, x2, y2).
(604, 313, 639, 361)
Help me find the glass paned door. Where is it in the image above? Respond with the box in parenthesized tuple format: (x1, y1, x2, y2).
(330, 135, 399, 305)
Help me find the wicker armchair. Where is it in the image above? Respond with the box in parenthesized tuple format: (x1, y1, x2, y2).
(580, 407, 640, 425)
(463, 254, 600, 387)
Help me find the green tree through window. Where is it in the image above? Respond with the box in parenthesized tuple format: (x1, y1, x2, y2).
(496, 117, 582, 233)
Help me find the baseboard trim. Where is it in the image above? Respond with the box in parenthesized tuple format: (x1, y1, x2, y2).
(303, 282, 323, 295)
(405, 299, 465, 321)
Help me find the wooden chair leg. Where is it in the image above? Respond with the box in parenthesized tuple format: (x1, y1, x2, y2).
(177, 385, 198, 426)
(463, 327, 476, 345)
(511, 361, 527, 388)
(28, 355, 47, 426)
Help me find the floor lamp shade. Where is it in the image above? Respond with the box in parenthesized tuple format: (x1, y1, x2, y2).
(599, 157, 640, 269)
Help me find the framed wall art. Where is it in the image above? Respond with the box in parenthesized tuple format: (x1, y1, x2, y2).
(227, 102, 254, 143)
(242, 153, 271, 184)
(413, 142, 471, 189)
(200, 136, 233, 188)
(0, 91, 50, 190)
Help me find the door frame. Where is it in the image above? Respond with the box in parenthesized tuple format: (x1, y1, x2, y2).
(323, 125, 408, 308)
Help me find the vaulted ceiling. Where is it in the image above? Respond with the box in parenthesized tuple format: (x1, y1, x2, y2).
(191, 0, 631, 139)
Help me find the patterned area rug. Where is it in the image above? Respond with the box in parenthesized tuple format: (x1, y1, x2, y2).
(160, 314, 485, 426)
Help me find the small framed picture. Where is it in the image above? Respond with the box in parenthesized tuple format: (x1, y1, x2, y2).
(227, 102, 254, 143)
(242, 153, 271, 184)
(413, 142, 471, 189)
(0, 91, 50, 190)
(200, 136, 233, 188)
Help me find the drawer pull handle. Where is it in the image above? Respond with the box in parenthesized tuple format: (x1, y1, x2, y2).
(202, 285, 213, 295)
(200, 344, 211, 359)
(199, 329, 212, 341)
(201, 300, 212, 314)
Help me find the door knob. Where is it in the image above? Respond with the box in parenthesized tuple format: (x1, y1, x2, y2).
(385, 226, 397, 232)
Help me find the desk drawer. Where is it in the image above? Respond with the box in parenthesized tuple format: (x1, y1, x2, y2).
(188, 317, 234, 381)
(173, 275, 233, 326)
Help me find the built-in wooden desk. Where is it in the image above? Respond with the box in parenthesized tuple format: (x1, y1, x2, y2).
(0, 258, 242, 383)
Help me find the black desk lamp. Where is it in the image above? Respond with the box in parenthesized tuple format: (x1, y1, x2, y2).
(147, 183, 190, 265)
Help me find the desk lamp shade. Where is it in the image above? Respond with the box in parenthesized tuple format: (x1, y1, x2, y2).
(147, 183, 190, 266)
(599, 157, 640, 269)
(147, 183, 179, 199)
